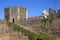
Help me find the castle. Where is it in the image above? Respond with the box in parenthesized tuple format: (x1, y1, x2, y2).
(4, 6, 28, 23)
(4, 6, 60, 23)
(2, 6, 60, 40)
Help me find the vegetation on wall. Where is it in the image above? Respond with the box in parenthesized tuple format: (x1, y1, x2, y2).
(37, 32, 54, 40)
(49, 17, 54, 24)
(41, 17, 54, 24)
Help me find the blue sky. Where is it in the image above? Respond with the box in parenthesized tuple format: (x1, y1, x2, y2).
(0, 0, 60, 19)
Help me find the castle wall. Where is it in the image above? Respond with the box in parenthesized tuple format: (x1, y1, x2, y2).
(4, 6, 28, 23)
(4, 8, 10, 22)
(49, 8, 56, 18)
(9, 7, 18, 22)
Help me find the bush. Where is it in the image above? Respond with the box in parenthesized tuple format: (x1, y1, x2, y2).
(14, 24, 21, 31)
(7, 22, 12, 27)
(37, 32, 54, 40)
(28, 32, 35, 40)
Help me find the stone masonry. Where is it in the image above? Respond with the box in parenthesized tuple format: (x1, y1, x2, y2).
(4, 6, 28, 23)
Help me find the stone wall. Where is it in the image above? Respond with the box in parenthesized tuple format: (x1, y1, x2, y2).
(4, 6, 27, 23)
(18, 18, 60, 37)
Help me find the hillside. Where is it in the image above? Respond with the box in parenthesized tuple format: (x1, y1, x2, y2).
(0, 18, 60, 40)
(0, 23, 29, 40)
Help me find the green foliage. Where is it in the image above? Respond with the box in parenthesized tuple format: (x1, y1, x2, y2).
(41, 17, 54, 24)
(7, 22, 12, 27)
(49, 17, 54, 24)
(28, 32, 35, 40)
(14, 24, 21, 31)
(14, 24, 35, 40)
(37, 32, 54, 40)
(41, 18, 49, 23)
(43, 18, 49, 23)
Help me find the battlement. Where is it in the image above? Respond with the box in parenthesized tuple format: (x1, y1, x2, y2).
(28, 16, 42, 20)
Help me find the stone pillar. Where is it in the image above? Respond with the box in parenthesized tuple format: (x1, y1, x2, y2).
(17, 6, 20, 22)
(26, 8, 28, 20)
(9, 7, 12, 22)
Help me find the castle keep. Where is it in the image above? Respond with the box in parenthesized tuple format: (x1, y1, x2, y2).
(4, 6, 28, 23)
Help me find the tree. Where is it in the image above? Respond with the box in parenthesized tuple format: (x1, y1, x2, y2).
(37, 32, 54, 40)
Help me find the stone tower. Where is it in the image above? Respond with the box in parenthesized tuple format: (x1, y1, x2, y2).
(49, 8, 56, 18)
(4, 6, 28, 23)
(57, 10, 60, 15)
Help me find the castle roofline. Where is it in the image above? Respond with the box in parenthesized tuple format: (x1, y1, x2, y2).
(4, 6, 27, 9)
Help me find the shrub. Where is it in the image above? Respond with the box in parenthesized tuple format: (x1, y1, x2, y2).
(37, 32, 54, 40)
(7, 22, 12, 27)
(28, 32, 35, 40)
(14, 24, 21, 31)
